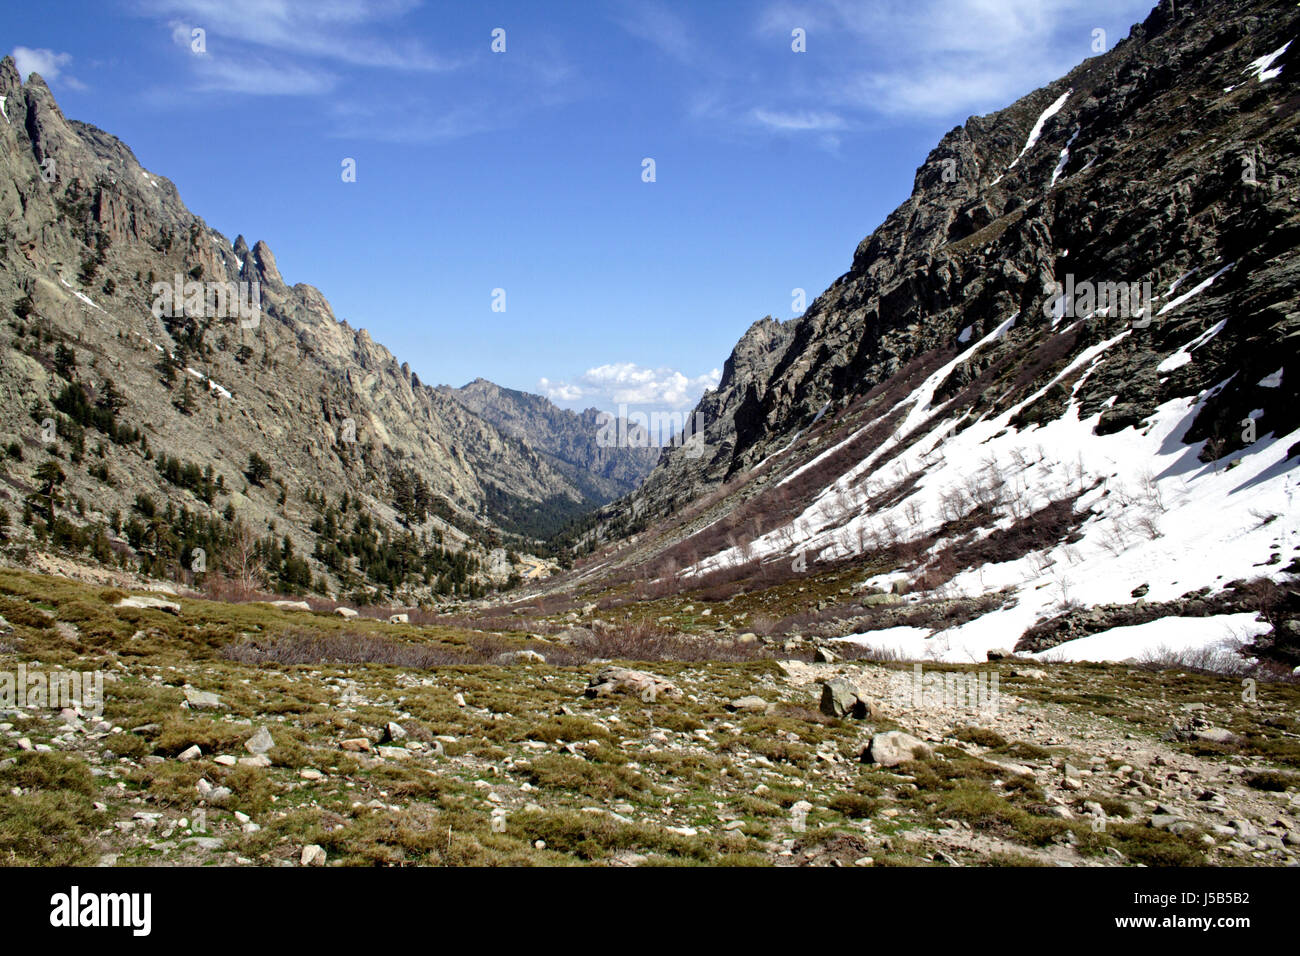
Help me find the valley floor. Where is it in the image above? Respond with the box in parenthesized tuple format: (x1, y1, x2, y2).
(1, 567, 1298, 867)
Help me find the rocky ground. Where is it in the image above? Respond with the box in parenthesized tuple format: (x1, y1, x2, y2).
(2, 566, 1298, 867)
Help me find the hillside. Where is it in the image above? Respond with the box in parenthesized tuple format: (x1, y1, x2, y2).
(0, 56, 650, 603)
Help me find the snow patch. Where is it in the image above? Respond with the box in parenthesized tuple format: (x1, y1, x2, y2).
(1033, 614, 1269, 664)
(1245, 39, 1292, 83)
(1008, 90, 1071, 171)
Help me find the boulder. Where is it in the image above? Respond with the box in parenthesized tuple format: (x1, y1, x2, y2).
(334, 607, 359, 619)
(270, 600, 312, 612)
(1193, 727, 1237, 745)
(494, 649, 546, 665)
(300, 844, 327, 867)
(388, 613, 410, 624)
(820, 677, 867, 718)
(727, 696, 772, 714)
(863, 731, 931, 767)
(584, 666, 680, 702)
(245, 726, 275, 755)
(554, 627, 597, 648)
(182, 686, 224, 711)
(116, 595, 180, 614)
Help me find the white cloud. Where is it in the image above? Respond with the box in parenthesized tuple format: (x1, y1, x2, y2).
(191, 54, 336, 96)
(751, 108, 845, 132)
(750, 0, 1157, 120)
(614, 0, 698, 63)
(537, 377, 585, 403)
(539, 363, 721, 410)
(140, 0, 460, 72)
(12, 47, 83, 87)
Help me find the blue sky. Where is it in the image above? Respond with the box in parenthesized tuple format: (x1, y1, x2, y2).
(11, 0, 1157, 415)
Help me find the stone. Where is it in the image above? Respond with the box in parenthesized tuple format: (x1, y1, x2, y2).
(334, 607, 359, 619)
(340, 737, 371, 752)
(813, 646, 839, 663)
(1010, 667, 1047, 680)
(727, 696, 772, 714)
(382, 721, 407, 743)
(245, 726, 275, 755)
(554, 627, 597, 648)
(270, 600, 312, 612)
(1194, 727, 1237, 745)
(116, 596, 180, 614)
(300, 844, 327, 867)
(820, 677, 866, 719)
(863, 731, 931, 767)
(584, 666, 680, 701)
(182, 687, 224, 711)
(238, 755, 271, 768)
(388, 613, 410, 624)
(177, 745, 202, 762)
(494, 649, 546, 665)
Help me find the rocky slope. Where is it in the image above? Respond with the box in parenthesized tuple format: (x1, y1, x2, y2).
(536, 0, 1300, 668)
(0, 57, 649, 600)
(617, 0, 1298, 514)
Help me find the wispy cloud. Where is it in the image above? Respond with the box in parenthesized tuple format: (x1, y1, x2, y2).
(540, 362, 721, 410)
(11, 46, 87, 89)
(613, 0, 699, 63)
(751, 108, 844, 132)
(139, 0, 460, 72)
(756, 0, 1158, 118)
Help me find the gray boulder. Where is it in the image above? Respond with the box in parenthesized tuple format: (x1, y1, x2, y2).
(863, 731, 931, 767)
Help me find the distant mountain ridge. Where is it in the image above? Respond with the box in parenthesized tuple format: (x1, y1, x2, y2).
(439, 378, 660, 502)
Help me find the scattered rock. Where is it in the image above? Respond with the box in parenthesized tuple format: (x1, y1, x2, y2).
(177, 745, 202, 762)
(334, 607, 359, 619)
(340, 737, 372, 752)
